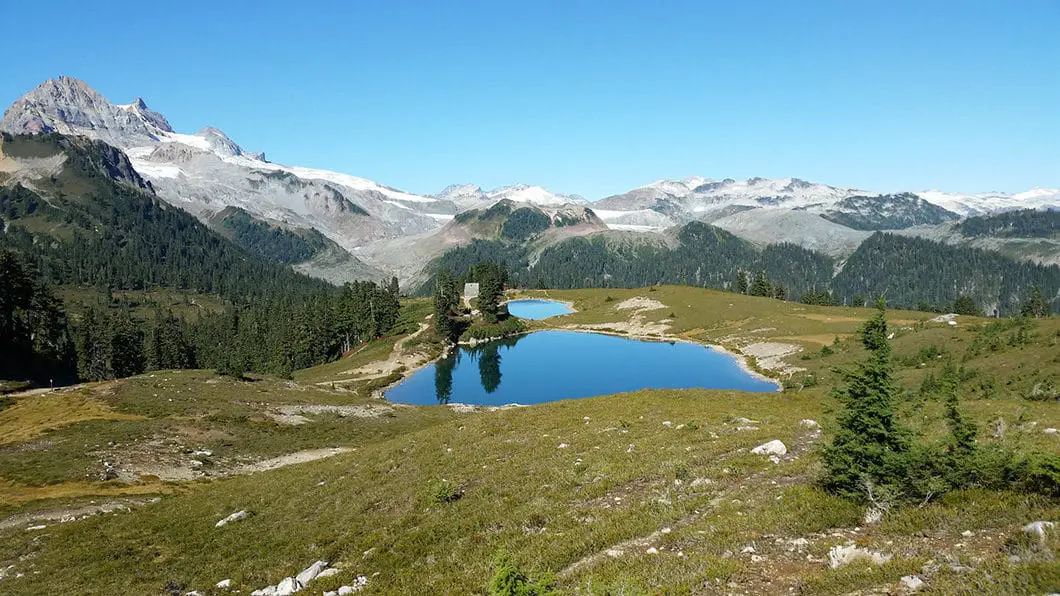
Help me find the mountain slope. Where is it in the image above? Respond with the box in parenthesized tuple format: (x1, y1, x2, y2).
(0, 132, 330, 299)
(0, 77, 449, 282)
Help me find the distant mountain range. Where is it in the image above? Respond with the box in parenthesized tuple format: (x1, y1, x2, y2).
(2, 76, 1058, 284)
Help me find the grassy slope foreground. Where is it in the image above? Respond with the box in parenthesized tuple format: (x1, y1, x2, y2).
(0, 286, 1057, 594)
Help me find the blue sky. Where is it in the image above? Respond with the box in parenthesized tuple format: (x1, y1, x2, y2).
(3, 1, 1057, 199)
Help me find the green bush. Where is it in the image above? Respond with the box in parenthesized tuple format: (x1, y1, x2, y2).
(488, 552, 553, 596)
(460, 317, 526, 342)
(431, 480, 463, 504)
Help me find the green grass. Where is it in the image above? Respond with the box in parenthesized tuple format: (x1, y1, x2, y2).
(0, 285, 1056, 594)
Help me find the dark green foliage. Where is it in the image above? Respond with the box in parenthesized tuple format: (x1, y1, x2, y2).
(749, 270, 772, 297)
(433, 270, 462, 343)
(488, 552, 553, 596)
(108, 308, 145, 379)
(822, 299, 912, 500)
(734, 270, 749, 294)
(216, 206, 330, 264)
(0, 135, 330, 303)
(146, 309, 196, 370)
(1021, 285, 1052, 318)
(833, 233, 1060, 316)
(958, 209, 1060, 239)
(952, 295, 984, 316)
(0, 248, 77, 384)
(474, 262, 508, 323)
(801, 288, 836, 306)
(421, 223, 833, 299)
(460, 317, 526, 342)
(501, 208, 551, 241)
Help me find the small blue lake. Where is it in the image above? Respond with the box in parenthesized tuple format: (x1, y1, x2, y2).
(385, 330, 779, 406)
(506, 299, 574, 320)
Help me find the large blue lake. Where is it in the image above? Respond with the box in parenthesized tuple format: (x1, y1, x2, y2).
(385, 330, 779, 406)
(506, 299, 574, 320)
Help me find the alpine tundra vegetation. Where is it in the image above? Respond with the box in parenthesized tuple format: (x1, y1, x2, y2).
(2, 2, 1060, 594)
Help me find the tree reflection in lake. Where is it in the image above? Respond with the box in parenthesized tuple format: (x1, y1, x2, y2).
(434, 349, 459, 404)
(434, 334, 523, 403)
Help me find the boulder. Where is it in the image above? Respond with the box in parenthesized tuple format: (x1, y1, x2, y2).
(215, 510, 250, 528)
(827, 543, 891, 568)
(295, 560, 328, 584)
(1024, 521, 1055, 539)
(750, 440, 787, 456)
(900, 575, 925, 591)
(216, 579, 232, 589)
(799, 419, 819, 429)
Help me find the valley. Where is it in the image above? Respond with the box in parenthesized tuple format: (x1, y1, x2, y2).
(0, 50, 1057, 596)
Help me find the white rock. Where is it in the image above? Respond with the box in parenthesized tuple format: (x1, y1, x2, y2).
(900, 575, 925, 591)
(689, 477, 713, 488)
(731, 417, 758, 425)
(646, 547, 659, 555)
(662, 421, 673, 427)
(25, 525, 46, 531)
(250, 576, 303, 596)
(193, 450, 213, 456)
(557, 443, 569, 449)
(798, 419, 819, 429)
(961, 530, 973, 537)
(316, 568, 341, 579)
(295, 560, 328, 584)
(736, 426, 760, 431)
(827, 543, 892, 568)
(186, 592, 203, 596)
(324, 592, 338, 596)
(216, 578, 232, 589)
(751, 554, 764, 563)
(947, 320, 958, 327)
(1043, 428, 1058, 434)
(769, 455, 781, 464)
(606, 548, 624, 557)
(215, 510, 249, 527)
(741, 546, 756, 554)
(750, 440, 787, 456)
(1024, 521, 1055, 538)
(929, 313, 958, 323)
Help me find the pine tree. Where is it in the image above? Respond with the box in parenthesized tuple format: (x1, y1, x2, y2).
(109, 308, 145, 379)
(734, 270, 748, 294)
(750, 271, 773, 297)
(1021, 285, 1051, 318)
(822, 298, 912, 500)
(939, 359, 978, 487)
(77, 307, 111, 381)
(433, 270, 460, 343)
(477, 263, 506, 323)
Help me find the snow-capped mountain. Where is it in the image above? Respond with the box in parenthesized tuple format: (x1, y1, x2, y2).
(433, 183, 585, 210)
(0, 77, 456, 263)
(593, 176, 1060, 231)
(915, 188, 1060, 217)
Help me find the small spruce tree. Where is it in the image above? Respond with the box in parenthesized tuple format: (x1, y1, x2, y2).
(822, 298, 912, 500)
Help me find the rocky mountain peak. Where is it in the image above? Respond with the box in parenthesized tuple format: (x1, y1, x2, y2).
(0, 76, 173, 146)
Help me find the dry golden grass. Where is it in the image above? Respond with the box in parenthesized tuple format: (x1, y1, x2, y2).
(0, 480, 170, 505)
(0, 391, 144, 445)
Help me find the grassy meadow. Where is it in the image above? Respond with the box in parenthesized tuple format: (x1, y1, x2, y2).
(0, 286, 1057, 594)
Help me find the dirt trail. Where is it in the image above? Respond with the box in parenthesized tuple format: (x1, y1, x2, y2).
(0, 497, 159, 532)
(233, 447, 352, 474)
(324, 320, 432, 384)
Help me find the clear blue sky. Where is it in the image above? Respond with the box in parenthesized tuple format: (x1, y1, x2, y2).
(3, 0, 1057, 199)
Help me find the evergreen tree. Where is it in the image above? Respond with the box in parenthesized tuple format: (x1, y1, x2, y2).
(734, 270, 749, 294)
(76, 307, 111, 381)
(1021, 285, 1051, 318)
(750, 271, 773, 297)
(952, 295, 983, 316)
(476, 262, 507, 323)
(109, 308, 145, 378)
(939, 359, 978, 487)
(433, 270, 460, 343)
(822, 299, 912, 500)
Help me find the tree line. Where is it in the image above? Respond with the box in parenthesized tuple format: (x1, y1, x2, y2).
(0, 248, 400, 386)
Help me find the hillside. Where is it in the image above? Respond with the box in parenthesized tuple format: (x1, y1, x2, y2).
(0, 133, 330, 300)
(0, 286, 1057, 594)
